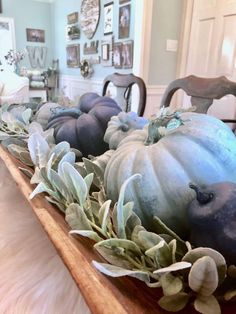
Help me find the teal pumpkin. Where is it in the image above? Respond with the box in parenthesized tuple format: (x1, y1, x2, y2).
(34, 102, 62, 130)
(104, 111, 148, 149)
(104, 112, 236, 238)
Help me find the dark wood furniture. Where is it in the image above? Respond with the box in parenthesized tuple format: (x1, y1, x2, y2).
(102, 73, 147, 116)
(160, 75, 236, 123)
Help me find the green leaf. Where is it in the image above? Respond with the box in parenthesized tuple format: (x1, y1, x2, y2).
(57, 151, 76, 174)
(115, 174, 141, 239)
(28, 132, 50, 168)
(21, 108, 32, 124)
(19, 167, 33, 178)
(153, 216, 185, 244)
(228, 265, 236, 278)
(69, 230, 103, 242)
(92, 261, 150, 283)
(159, 273, 183, 296)
(84, 173, 94, 194)
(94, 243, 133, 269)
(158, 292, 190, 312)
(83, 157, 105, 188)
(48, 141, 71, 170)
(61, 162, 88, 206)
(19, 151, 33, 166)
(125, 212, 142, 240)
(45, 196, 65, 213)
(138, 230, 165, 251)
(65, 203, 92, 231)
(7, 144, 27, 160)
(0, 131, 12, 140)
(224, 289, 236, 301)
(194, 295, 221, 314)
(98, 200, 112, 233)
(182, 247, 226, 285)
(154, 261, 192, 274)
(95, 238, 142, 255)
(48, 168, 74, 203)
(188, 256, 218, 296)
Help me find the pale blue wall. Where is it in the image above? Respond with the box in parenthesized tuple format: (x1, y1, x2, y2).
(51, 0, 135, 79)
(0, 0, 184, 84)
(148, 0, 184, 85)
(0, 0, 53, 69)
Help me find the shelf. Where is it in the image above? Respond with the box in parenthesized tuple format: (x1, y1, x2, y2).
(0, 144, 235, 314)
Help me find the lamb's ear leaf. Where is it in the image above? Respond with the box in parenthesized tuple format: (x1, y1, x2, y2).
(92, 261, 150, 283)
(224, 289, 236, 302)
(69, 230, 103, 243)
(194, 295, 221, 314)
(188, 256, 218, 296)
(115, 174, 141, 239)
(28, 132, 50, 168)
(159, 273, 183, 296)
(65, 203, 92, 231)
(182, 247, 226, 285)
(154, 261, 192, 274)
(61, 162, 88, 206)
(158, 292, 190, 312)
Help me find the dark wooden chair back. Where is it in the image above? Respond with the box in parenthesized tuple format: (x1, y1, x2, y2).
(160, 75, 236, 123)
(102, 73, 146, 116)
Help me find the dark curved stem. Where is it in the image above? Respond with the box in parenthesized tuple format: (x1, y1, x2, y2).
(189, 183, 214, 205)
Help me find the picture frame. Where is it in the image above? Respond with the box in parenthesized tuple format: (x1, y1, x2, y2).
(67, 12, 78, 24)
(100, 35, 113, 67)
(0, 0, 2, 14)
(119, 0, 130, 4)
(66, 24, 80, 40)
(26, 28, 45, 43)
(66, 44, 80, 68)
(118, 4, 131, 39)
(80, 0, 100, 39)
(103, 2, 113, 35)
(113, 42, 122, 69)
(121, 40, 133, 68)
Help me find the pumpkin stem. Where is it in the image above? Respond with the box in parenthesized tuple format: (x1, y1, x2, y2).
(50, 107, 82, 119)
(145, 111, 185, 145)
(118, 123, 129, 132)
(189, 183, 214, 205)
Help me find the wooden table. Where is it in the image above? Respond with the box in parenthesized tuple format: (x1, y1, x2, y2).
(0, 145, 235, 314)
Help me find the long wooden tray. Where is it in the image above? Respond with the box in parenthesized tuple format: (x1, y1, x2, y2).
(0, 145, 235, 314)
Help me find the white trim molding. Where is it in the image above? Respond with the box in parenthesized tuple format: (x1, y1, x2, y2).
(59, 75, 166, 118)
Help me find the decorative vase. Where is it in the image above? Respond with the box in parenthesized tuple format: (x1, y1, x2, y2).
(14, 64, 20, 75)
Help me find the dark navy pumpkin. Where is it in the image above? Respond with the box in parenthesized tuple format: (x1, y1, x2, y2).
(47, 94, 121, 158)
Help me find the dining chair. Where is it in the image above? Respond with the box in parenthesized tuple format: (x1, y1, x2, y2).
(102, 72, 146, 116)
(160, 75, 236, 124)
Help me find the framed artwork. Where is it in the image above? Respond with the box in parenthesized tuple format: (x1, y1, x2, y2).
(0, 1, 2, 13)
(66, 44, 80, 68)
(103, 2, 113, 35)
(67, 12, 78, 24)
(66, 24, 80, 40)
(80, 0, 100, 39)
(121, 40, 133, 68)
(101, 35, 113, 66)
(113, 42, 122, 69)
(118, 4, 130, 39)
(119, 0, 130, 3)
(26, 28, 45, 43)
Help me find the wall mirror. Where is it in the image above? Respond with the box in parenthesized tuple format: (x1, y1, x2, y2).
(80, 0, 100, 39)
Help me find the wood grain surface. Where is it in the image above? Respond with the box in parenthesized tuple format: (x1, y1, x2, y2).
(0, 145, 235, 314)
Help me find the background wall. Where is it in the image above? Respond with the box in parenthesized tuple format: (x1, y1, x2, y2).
(0, 0, 53, 69)
(51, 0, 135, 79)
(148, 0, 184, 85)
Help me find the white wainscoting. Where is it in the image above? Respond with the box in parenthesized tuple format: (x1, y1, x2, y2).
(59, 75, 167, 118)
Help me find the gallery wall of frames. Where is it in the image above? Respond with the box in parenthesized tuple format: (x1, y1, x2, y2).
(65, 0, 133, 71)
